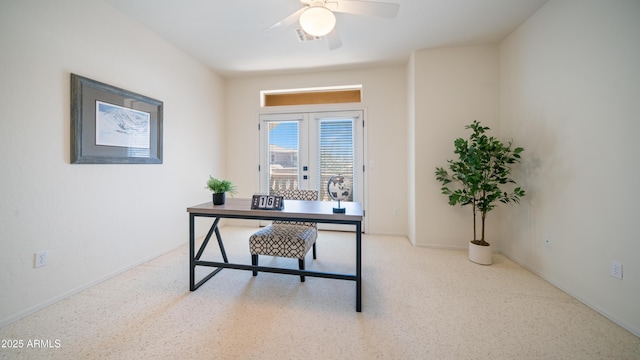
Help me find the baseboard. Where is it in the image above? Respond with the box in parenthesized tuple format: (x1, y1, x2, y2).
(0, 241, 186, 329)
(364, 231, 409, 238)
(502, 253, 640, 338)
(413, 242, 468, 251)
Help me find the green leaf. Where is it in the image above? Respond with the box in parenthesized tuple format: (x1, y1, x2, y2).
(434, 120, 525, 240)
(206, 176, 238, 195)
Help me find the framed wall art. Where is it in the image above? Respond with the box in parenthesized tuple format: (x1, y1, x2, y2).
(70, 74, 163, 164)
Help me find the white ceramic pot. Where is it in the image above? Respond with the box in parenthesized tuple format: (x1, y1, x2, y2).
(469, 241, 492, 265)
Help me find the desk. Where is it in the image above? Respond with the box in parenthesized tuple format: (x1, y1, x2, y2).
(187, 198, 364, 311)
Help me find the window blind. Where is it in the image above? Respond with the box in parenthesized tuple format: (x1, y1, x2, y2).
(317, 118, 355, 201)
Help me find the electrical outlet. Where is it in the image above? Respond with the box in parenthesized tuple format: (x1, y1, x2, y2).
(610, 261, 623, 280)
(544, 237, 551, 248)
(34, 251, 48, 268)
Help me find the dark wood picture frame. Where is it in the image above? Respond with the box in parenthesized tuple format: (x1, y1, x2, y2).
(70, 74, 163, 164)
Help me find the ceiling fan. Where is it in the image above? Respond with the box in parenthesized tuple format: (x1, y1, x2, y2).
(263, 0, 400, 50)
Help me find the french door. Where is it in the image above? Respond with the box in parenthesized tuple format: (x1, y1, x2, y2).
(259, 111, 364, 226)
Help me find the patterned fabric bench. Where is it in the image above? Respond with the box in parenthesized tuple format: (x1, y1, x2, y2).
(249, 189, 318, 282)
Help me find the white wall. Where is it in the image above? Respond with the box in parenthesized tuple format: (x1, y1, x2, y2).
(224, 67, 407, 235)
(499, 0, 640, 335)
(0, 0, 225, 326)
(409, 45, 501, 248)
(407, 54, 417, 244)
(3, 0, 637, 339)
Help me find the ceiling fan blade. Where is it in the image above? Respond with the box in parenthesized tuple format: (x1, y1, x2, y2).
(325, 27, 342, 50)
(331, 0, 399, 18)
(263, 7, 307, 33)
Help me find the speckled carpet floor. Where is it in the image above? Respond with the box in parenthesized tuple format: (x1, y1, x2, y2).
(1, 227, 639, 359)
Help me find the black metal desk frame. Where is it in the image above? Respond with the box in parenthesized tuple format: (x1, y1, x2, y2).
(187, 199, 364, 312)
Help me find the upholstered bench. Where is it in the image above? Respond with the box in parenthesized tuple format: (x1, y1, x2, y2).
(249, 189, 318, 282)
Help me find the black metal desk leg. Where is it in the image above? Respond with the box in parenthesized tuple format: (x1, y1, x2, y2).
(356, 222, 362, 312)
(189, 214, 195, 291)
(214, 226, 228, 263)
(196, 217, 221, 260)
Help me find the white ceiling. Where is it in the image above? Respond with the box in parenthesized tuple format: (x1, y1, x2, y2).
(103, 0, 548, 78)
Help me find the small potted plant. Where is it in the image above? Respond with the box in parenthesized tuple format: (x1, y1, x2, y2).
(435, 120, 525, 265)
(206, 176, 237, 205)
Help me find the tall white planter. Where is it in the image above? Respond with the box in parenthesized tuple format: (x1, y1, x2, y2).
(469, 241, 492, 265)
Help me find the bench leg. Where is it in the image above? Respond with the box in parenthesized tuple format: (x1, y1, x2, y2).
(251, 255, 258, 276)
(298, 259, 305, 282)
(312, 242, 316, 259)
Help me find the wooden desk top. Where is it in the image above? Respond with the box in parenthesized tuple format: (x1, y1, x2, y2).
(187, 198, 363, 222)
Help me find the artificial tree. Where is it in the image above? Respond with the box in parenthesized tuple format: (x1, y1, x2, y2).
(435, 120, 525, 247)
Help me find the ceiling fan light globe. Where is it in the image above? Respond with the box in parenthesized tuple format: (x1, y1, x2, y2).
(299, 6, 336, 37)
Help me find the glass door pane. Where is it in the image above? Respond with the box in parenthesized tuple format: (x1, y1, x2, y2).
(267, 121, 299, 191)
(310, 111, 363, 232)
(309, 111, 363, 204)
(317, 119, 355, 201)
(259, 113, 308, 194)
